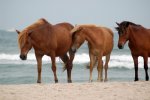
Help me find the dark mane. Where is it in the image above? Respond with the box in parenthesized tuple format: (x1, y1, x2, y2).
(120, 21, 141, 27)
(116, 21, 142, 34)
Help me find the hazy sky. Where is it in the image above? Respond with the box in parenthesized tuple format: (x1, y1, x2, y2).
(0, 0, 150, 31)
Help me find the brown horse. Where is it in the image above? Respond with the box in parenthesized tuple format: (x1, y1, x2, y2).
(116, 21, 150, 81)
(71, 25, 114, 82)
(16, 18, 74, 83)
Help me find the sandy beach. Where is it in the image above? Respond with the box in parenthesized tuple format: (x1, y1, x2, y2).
(0, 81, 150, 100)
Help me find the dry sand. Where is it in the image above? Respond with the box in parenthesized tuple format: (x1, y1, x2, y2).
(0, 81, 150, 100)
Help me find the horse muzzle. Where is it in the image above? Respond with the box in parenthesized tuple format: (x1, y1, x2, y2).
(71, 46, 77, 54)
(118, 44, 124, 49)
(20, 55, 27, 60)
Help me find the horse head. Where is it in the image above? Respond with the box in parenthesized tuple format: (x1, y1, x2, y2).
(71, 25, 85, 53)
(16, 30, 32, 60)
(115, 21, 130, 49)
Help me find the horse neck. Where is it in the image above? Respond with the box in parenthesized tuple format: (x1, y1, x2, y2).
(82, 28, 95, 45)
(128, 26, 140, 47)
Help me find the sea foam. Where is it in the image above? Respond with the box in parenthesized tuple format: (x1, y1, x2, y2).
(0, 53, 149, 68)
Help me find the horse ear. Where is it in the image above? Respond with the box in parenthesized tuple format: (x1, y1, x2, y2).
(116, 22, 120, 26)
(16, 30, 20, 34)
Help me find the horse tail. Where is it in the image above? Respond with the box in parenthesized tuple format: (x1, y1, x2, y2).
(86, 57, 97, 69)
(58, 54, 69, 72)
(58, 57, 66, 72)
(62, 63, 67, 72)
(61, 51, 74, 72)
(86, 54, 110, 66)
(104, 54, 110, 68)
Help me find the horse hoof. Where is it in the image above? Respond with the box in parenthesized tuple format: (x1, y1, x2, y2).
(134, 78, 139, 81)
(89, 80, 93, 83)
(68, 80, 72, 83)
(37, 80, 41, 83)
(146, 76, 149, 81)
(104, 79, 108, 82)
(55, 80, 58, 83)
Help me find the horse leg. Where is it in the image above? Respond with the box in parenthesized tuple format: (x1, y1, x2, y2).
(104, 54, 110, 82)
(51, 55, 58, 83)
(132, 55, 139, 81)
(89, 53, 95, 82)
(97, 55, 103, 82)
(35, 53, 43, 83)
(143, 56, 149, 81)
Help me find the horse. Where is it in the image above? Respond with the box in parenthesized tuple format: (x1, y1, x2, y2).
(16, 18, 75, 83)
(116, 21, 150, 81)
(71, 25, 114, 82)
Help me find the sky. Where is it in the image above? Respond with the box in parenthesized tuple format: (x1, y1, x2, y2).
(0, 0, 150, 31)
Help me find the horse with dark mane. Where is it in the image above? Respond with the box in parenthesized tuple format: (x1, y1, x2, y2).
(71, 25, 114, 82)
(16, 18, 74, 83)
(116, 21, 150, 81)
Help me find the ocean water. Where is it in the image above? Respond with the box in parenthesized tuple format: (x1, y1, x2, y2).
(0, 30, 149, 84)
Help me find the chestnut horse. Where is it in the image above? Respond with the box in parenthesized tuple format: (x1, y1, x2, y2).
(71, 25, 114, 82)
(16, 18, 74, 83)
(116, 21, 150, 81)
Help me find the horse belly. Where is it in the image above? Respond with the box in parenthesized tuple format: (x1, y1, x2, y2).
(103, 46, 113, 56)
(129, 43, 150, 57)
(55, 46, 70, 56)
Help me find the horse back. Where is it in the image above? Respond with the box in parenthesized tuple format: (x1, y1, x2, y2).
(54, 23, 74, 32)
(128, 26, 150, 57)
(53, 22, 73, 41)
(89, 26, 113, 56)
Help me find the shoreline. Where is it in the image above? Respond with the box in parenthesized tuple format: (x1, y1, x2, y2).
(0, 81, 150, 100)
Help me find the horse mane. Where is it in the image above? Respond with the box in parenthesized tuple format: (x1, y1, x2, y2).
(24, 18, 49, 31)
(71, 24, 98, 34)
(116, 21, 142, 34)
(18, 18, 49, 48)
(71, 24, 114, 38)
(120, 21, 141, 28)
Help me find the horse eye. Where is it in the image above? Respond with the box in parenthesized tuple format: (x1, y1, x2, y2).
(119, 30, 124, 35)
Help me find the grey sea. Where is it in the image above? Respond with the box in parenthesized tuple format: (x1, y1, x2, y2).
(0, 30, 149, 84)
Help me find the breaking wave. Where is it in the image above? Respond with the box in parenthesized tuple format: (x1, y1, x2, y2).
(0, 53, 149, 69)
